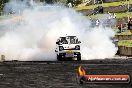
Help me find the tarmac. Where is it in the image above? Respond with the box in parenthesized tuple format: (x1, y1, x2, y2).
(0, 59, 132, 88)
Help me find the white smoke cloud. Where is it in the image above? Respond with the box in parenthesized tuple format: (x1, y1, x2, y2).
(0, 0, 117, 61)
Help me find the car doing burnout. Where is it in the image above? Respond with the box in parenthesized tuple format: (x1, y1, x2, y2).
(55, 36, 81, 61)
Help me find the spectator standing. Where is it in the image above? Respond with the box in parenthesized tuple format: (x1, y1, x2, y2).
(96, 19, 100, 26)
(128, 18, 132, 32)
(117, 24, 122, 33)
(67, 2, 72, 8)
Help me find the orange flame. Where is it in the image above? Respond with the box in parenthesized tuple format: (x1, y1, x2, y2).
(78, 66, 86, 76)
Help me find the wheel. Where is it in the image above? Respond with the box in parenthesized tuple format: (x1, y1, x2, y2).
(57, 55, 62, 61)
(77, 54, 81, 61)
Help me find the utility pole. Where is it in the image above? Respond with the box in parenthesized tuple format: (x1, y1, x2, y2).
(94, 0, 96, 4)
(101, 0, 103, 6)
(128, 0, 130, 11)
(127, 0, 130, 22)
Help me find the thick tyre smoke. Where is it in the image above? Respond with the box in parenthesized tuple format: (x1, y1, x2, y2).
(0, 0, 117, 61)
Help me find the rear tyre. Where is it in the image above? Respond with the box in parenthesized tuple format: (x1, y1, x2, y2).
(57, 55, 62, 61)
(77, 54, 81, 61)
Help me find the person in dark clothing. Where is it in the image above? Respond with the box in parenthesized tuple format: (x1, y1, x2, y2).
(99, 6, 103, 14)
(118, 25, 122, 33)
(128, 18, 132, 32)
(129, 4, 132, 12)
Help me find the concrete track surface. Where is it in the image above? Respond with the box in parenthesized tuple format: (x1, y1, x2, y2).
(0, 59, 132, 88)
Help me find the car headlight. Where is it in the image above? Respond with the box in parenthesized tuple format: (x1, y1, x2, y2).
(75, 45, 80, 50)
(59, 46, 64, 51)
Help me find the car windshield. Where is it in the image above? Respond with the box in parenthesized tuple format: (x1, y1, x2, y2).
(66, 36, 79, 44)
(59, 36, 80, 44)
(60, 37, 68, 44)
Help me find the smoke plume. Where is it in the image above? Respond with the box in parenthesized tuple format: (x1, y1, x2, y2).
(0, 0, 117, 61)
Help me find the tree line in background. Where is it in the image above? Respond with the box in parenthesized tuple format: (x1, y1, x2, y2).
(41, 0, 82, 4)
(0, 0, 9, 13)
(0, 0, 82, 14)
